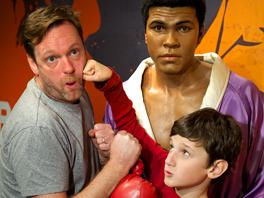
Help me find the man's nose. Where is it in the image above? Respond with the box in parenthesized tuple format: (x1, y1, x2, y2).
(62, 57, 75, 74)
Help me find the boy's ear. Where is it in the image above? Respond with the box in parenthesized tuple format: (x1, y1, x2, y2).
(145, 34, 147, 44)
(27, 54, 39, 76)
(207, 160, 228, 179)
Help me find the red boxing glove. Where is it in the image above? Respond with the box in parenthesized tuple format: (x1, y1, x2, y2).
(110, 159, 157, 198)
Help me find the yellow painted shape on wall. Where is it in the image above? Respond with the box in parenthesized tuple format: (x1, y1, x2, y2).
(196, 0, 264, 92)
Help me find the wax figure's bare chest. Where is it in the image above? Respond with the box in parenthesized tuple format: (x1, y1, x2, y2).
(141, 61, 211, 150)
(143, 90, 204, 151)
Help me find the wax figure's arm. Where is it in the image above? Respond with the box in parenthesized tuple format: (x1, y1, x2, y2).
(244, 87, 264, 198)
(31, 131, 141, 198)
(226, 79, 264, 198)
(83, 60, 178, 198)
(207, 73, 264, 198)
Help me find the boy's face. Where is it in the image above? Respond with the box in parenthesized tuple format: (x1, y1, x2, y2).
(164, 135, 211, 190)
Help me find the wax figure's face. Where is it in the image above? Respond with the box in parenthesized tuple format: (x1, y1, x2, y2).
(145, 6, 203, 75)
(28, 21, 87, 104)
(164, 135, 211, 190)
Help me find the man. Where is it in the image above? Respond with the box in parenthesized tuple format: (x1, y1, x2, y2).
(0, 4, 141, 198)
(104, 0, 264, 197)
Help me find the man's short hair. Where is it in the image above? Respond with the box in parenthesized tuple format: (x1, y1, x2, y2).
(171, 107, 243, 184)
(141, 0, 206, 32)
(21, 4, 84, 63)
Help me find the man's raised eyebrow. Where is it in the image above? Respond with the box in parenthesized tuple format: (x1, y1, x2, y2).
(41, 41, 81, 57)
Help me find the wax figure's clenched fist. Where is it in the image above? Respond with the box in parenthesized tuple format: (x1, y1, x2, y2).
(110, 159, 157, 198)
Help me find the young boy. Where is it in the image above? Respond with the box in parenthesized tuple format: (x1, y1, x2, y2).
(83, 60, 243, 198)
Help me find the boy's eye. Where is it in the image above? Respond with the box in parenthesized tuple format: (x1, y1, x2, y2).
(183, 150, 189, 156)
(47, 56, 55, 63)
(170, 145, 174, 151)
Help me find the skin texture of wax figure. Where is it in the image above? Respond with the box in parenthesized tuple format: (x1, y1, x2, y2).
(141, 6, 211, 151)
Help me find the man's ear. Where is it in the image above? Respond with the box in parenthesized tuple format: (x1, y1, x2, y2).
(207, 159, 228, 179)
(27, 54, 39, 76)
(197, 24, 204, 45)
(145, 34, 147, 44)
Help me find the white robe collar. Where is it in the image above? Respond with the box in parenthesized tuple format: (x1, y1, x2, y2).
(123, 52, 230, 140)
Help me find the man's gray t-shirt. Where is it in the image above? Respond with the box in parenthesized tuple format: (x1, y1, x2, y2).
(0, 78, 100, 197)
